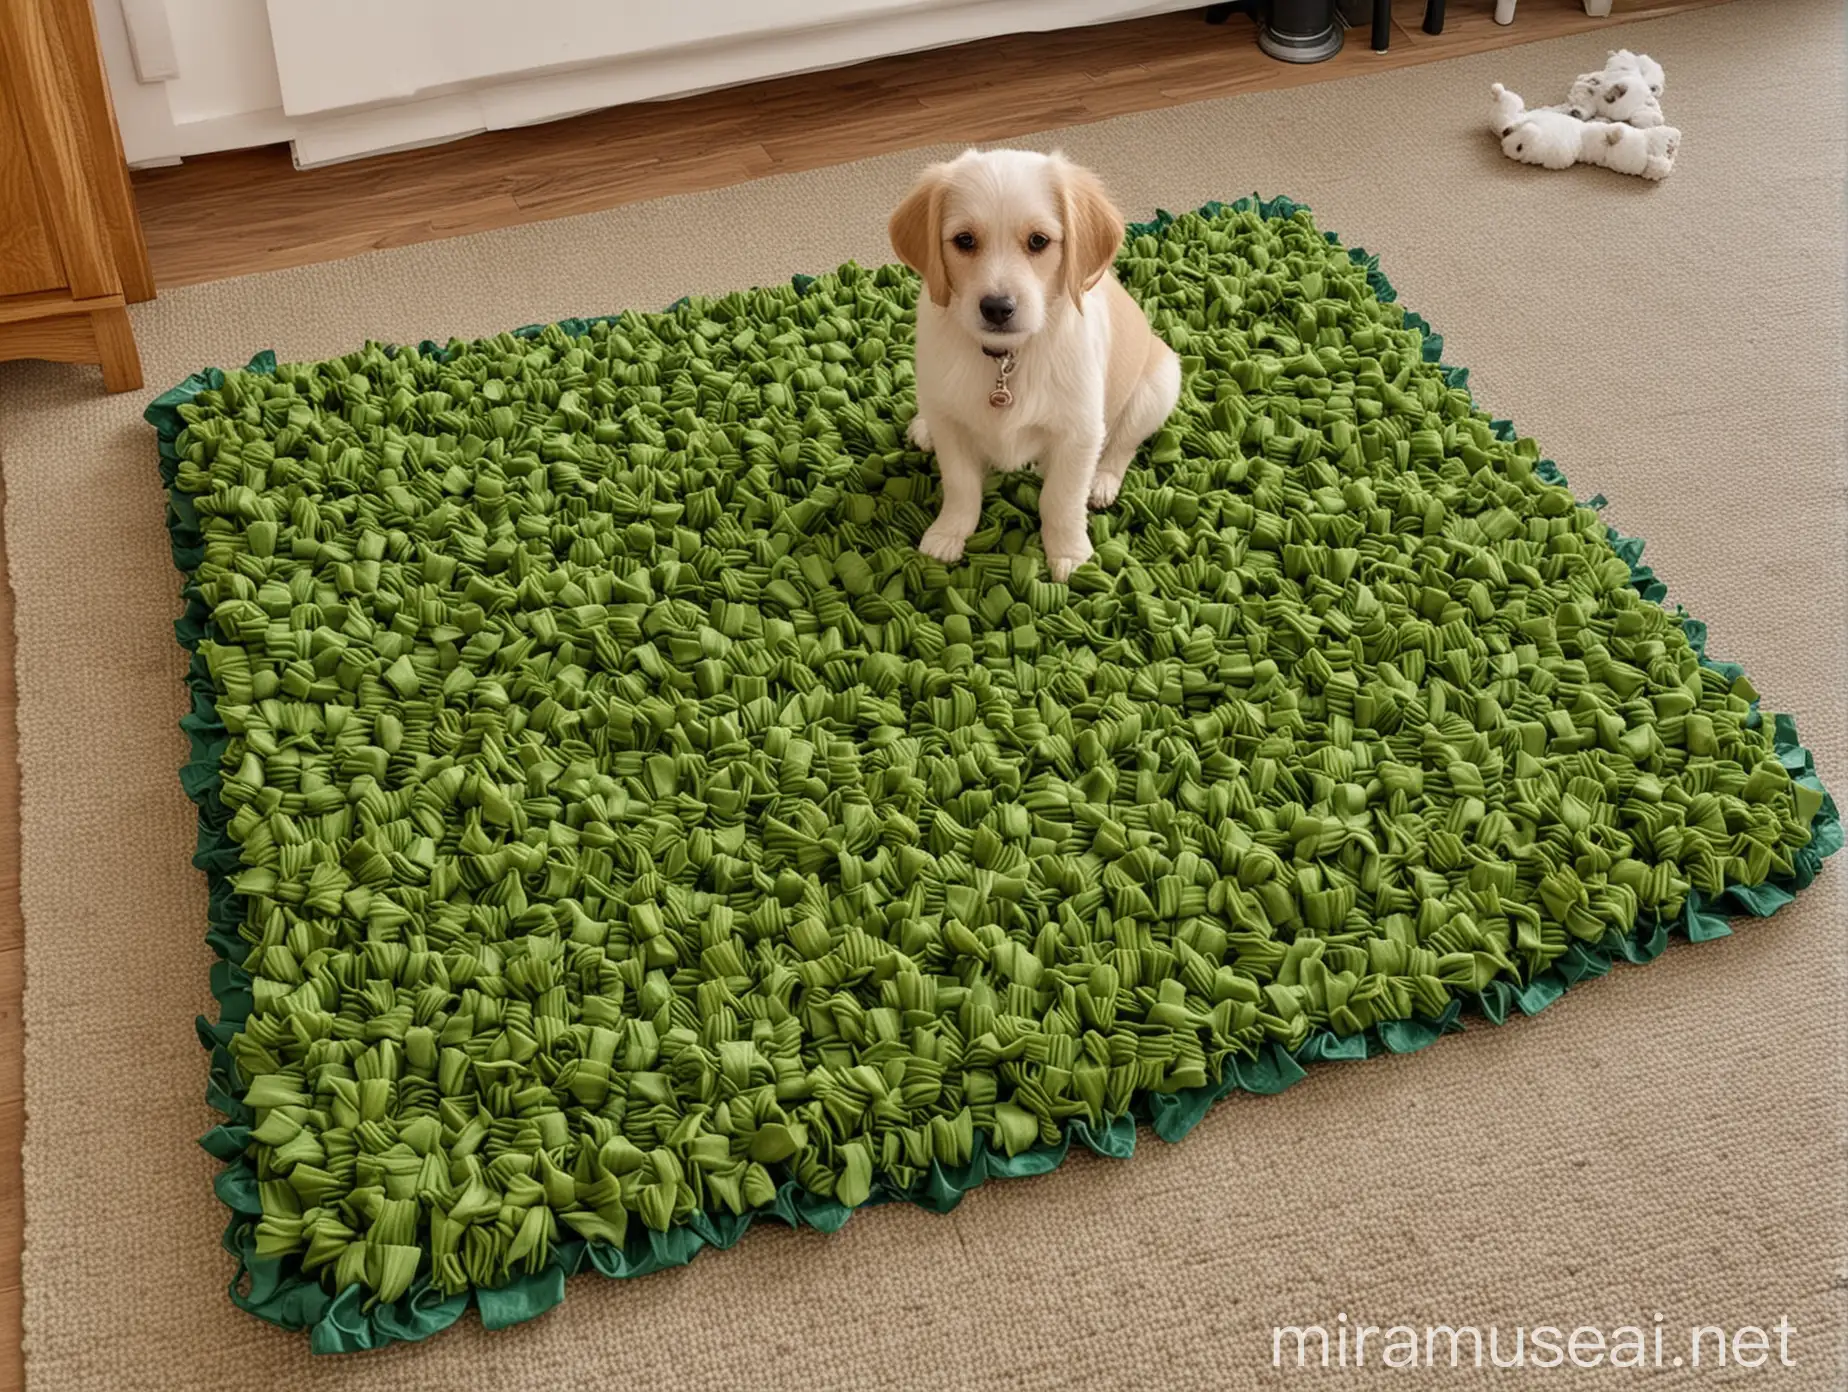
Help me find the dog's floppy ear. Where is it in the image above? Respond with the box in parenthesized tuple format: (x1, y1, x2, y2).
(1054, 156, 1126, 311)
(889, 167, 952, 308)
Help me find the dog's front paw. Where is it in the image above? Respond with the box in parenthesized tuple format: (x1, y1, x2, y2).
(1044, 540, 1094, 583)
(918, 523, 968, 565)
(906, 414, 934, 453)
(1088, 473, 1123, 510)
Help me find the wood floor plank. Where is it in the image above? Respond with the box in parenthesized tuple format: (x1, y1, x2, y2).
(0, 1101, 16, 1294)
(0, 951, 18, 1108)
(128, 0, 1734, 289)
(0, 438, 23, 1391)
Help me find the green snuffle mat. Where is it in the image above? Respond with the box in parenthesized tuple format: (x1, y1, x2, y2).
(150, 198, 1838, 1353)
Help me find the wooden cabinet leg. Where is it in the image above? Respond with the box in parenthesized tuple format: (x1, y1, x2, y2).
(91, 306, 141, 393)
(0, 0, 158, 384)
(0, 302, 140, 392)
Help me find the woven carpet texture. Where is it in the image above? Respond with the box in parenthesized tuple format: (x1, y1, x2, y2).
(2, 0, 1843, 1386)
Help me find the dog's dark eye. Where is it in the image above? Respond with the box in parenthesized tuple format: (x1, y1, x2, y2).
(951, 232, 976, 252)
(1026, 232, 1050, 253)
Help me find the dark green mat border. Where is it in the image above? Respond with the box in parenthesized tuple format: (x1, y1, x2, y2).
(148, 195, 1840, 1353)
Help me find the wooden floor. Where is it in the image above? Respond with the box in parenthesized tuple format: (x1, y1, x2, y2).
(0, 456, 23, 1392)
(0, 1, 1734, 1386)
(130, 0, 1732, 289)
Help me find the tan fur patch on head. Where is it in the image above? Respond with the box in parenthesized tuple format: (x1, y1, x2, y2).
(1050, 155, 1127, 311)
(888, 168, 953, 308)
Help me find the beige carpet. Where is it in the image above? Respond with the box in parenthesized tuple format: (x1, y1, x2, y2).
(3, 2, 1844, 1387)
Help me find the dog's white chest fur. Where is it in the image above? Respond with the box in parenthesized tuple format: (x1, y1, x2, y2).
(914, 298, 1109, 473)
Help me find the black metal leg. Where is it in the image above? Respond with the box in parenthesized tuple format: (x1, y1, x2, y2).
(1372, 0, 1391, 50)
(1423, 0, 1445, 33)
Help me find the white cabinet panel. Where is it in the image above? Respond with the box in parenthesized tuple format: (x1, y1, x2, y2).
(264, 0, 948, 117)
(92, 0, 294, 164)
(97, 0, 1199, 169)
(117, 0, 178, 82)
(160, 0, 282, 124)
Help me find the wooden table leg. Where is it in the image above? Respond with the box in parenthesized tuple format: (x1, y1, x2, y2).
(1372, 0, 1392, 51)
(1423, 0, 1446, 33)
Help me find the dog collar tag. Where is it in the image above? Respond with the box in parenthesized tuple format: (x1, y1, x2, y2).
(989, 351, 1017, 409)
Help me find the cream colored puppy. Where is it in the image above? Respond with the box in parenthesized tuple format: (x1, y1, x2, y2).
(888, 149, 1181, 581)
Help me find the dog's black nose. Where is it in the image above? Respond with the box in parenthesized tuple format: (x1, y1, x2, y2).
(979, 295, 1015, 327)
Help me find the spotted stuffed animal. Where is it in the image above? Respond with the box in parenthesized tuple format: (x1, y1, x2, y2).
(1545, 50, 1667, 127)
(1491, 83, 1680, 181)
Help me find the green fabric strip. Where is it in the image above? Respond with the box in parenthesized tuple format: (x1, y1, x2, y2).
(149, 195, 1839, 1353)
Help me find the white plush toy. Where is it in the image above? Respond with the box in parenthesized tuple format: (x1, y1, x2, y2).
(1490, 83, 1680, 181)
(1546, 49, 1667, 126)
